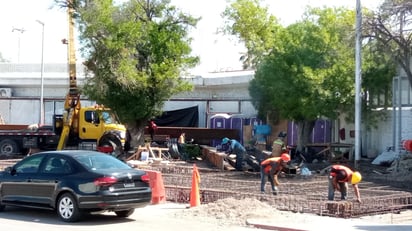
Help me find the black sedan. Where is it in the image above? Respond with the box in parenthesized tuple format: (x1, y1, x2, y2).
(0, 150, 152, 222)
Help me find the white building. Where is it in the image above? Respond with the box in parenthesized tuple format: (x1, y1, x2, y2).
(0, 63, 257, 128)
(1, 62, 411, 156)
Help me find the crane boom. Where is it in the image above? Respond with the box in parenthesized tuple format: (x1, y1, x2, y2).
(53, 0, 127, 156)
(57, 0, 81, 150)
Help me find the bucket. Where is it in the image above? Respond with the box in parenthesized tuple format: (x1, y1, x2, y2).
(403, 140, 412, 151)
(141, 151, 149, 161)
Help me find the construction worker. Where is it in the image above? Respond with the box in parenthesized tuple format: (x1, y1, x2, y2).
(222, 137, 246, 171)
(271, 131, 287, 157)
(177, 133, 188, 160)
(147, 120, 158, 142)
(260, 153, 291, 195)
(328, 164, 362, 203)
(178, 132, 186, 144)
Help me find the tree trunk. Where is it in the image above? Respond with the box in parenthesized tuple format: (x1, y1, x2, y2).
(295, 120, 316, 154)
(126, 121, 146, 151)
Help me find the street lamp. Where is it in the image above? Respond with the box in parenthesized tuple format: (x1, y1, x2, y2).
(11, 27, 25, 63)
(36, 20, 45, 125)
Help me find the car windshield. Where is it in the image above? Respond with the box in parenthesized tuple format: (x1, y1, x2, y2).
(74, 154, 131, 171)
(101, 111, 120, 124)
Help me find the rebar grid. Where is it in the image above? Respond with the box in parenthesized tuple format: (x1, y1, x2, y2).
(156, 165, 412, 218)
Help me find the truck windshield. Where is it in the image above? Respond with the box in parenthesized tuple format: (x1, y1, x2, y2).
(101, 111, 120, 124)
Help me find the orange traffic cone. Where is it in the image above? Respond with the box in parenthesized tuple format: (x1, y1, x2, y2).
(190, 164, 201, 207)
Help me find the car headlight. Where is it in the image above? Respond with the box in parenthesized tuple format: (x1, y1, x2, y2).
(119, 131, 126, 139)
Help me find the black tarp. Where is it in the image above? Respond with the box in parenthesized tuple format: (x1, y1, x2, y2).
(154, 106, 198, 127)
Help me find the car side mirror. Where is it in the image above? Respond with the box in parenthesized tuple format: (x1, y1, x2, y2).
(5, 167, 17, 176)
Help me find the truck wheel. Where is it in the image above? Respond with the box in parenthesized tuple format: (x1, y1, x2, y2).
(99, 138, 123, 159)
(0, 139, 20, 156)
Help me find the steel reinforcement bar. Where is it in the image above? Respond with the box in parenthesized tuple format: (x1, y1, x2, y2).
(162, 169, 412, 218)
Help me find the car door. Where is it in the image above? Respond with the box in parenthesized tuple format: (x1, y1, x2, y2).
(0, 154, 46, 205)
(30, 155, 73, 206)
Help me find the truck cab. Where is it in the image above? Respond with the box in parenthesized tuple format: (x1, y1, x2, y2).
(54, 105, 127, 157)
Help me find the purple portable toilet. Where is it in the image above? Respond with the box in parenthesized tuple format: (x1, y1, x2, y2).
(210, 114, 231, 147)
(311, 119, 331, 143)
(229, 115, 244, 145)
(289, 119, 332, 158)
(288, 121, 298, 147)
(210, 113, 230, 129)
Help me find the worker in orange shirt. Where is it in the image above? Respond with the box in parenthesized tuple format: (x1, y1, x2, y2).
(328, 164, 362, 203)
(260, 153, 291, 195)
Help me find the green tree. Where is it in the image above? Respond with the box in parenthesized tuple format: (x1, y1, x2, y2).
(358, 40, 397, 130)
(222, 0, 281, 69)
(62, 0, 199, 148)
(250, 7, 357, 152)
(225, 2, 396, 153)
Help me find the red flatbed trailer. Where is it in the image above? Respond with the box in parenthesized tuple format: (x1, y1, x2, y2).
(0, 124, 58, 156)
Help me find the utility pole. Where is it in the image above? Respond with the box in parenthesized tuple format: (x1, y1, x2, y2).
(36, 20, 45, 125)
(11, 27, 25, 63)
(354, 0, 362, 168)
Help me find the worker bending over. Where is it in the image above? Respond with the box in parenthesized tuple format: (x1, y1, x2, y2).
(328, 164, 362, 203)
(222, 137, 246, 171)
(260, 153, 291, 195)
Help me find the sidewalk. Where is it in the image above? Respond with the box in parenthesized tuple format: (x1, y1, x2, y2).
(246, 211, 412, 231)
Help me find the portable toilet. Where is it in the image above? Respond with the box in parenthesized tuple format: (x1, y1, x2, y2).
(210, 114, 231, 147)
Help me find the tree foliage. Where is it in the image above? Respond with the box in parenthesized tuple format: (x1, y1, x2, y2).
(57, 0, 200, 147)
(224, 1, 397, 152)
(358, 40, 397, 130)
(222, 0, 281, 69)
(250, 7, 357, 150)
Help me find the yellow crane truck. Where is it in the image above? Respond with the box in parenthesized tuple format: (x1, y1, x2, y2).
(0, 2, 127, 157)
(55, 1, 127, 157)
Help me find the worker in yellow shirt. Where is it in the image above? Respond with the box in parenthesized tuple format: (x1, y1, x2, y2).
(271, 131, 287, 157)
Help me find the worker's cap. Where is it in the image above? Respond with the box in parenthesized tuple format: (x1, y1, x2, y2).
(280, 153, 291, 162)
(222, 137, 230, 144)
(351, 171, 362, 184)
(278, 131, 287, 138)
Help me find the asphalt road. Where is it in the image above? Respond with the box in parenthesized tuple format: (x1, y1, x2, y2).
(0, 202, 411, 231)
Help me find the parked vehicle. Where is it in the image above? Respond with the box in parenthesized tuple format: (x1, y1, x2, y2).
(0, 3, 127, 157)
(0, 110, 127, 157)
(0, 150, 152, 222)
(0, 124, 57, 155)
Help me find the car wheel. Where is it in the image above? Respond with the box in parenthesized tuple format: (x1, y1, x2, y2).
(115, 209, 134, 217)
(57, 193, 82, 222)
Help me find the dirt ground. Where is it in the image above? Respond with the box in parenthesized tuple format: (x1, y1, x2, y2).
(168, 197, 412, 231)
(163, 152, 412, 229)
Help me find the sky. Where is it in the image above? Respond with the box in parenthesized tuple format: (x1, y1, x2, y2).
(0, 0, 383, 75)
